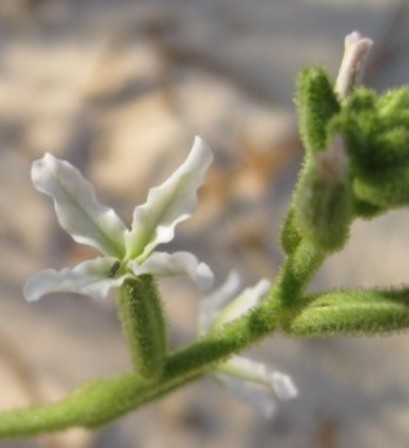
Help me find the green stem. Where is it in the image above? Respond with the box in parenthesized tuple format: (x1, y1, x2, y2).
(0, 321, 267, 437)
(0, 241, 326, 438)
(0, 296, 276, 436)
(274, 239, 325, 310)
(0, 366, 200, 436)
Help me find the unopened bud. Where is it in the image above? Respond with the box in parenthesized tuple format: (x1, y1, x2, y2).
(315, 135, 348, 184)
(280, 207, 302, 256)
(294, 136, 352, 251)
(335, 31, 373, 99)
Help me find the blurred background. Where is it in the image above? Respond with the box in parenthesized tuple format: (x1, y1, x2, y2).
(1, 0, 409, 447)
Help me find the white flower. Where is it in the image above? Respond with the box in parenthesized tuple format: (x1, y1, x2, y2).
(199, 272, 297, 418)
(24, 137, 214, 302)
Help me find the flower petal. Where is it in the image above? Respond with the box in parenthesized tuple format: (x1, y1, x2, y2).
(198, 271, 241, 334)
(269, 372, 298, 401)
(124, 137, 213, 260)
(23, 257, 128, 302)
(32, 153, 126, 257)
(215, 355, 297, 417)
(218, 356, 272, 385)
(130, 251, 214, 291)
(219, 356, 297, 400)
(211, 279, 270, 330)
(215, 372, 277, 418)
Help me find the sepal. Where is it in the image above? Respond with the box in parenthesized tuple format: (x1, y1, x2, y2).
(293, 136, 352, 251)
(118, 276, 167, 380)
(296, 67, 340, 156)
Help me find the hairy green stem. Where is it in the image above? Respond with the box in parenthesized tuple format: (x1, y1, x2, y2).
(274, 239, 325, 309)
(0, 239, 327, 438)
(0, 314, 272, 436)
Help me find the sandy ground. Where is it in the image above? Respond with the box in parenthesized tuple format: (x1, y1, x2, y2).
(1, 1, 409, 447)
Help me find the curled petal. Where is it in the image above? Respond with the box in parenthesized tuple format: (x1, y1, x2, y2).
(211, 279, 270, 330)
(32, 153, 126, 257)
(215, 356, 297, 418)
(130, 251, 214, 291)
(221, 356, 298, 400)
(199, 271, 241, 334)
(23, 258, 128, 302)
(215, 372, 277, 418)
(125, 137, 213, 260)
(270, 372, 298, 401)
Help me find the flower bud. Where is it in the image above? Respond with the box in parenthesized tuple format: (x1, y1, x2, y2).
(335, 31, 373, 99)
(294, 135, 352, 251)
(280, 208, 302, 255)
